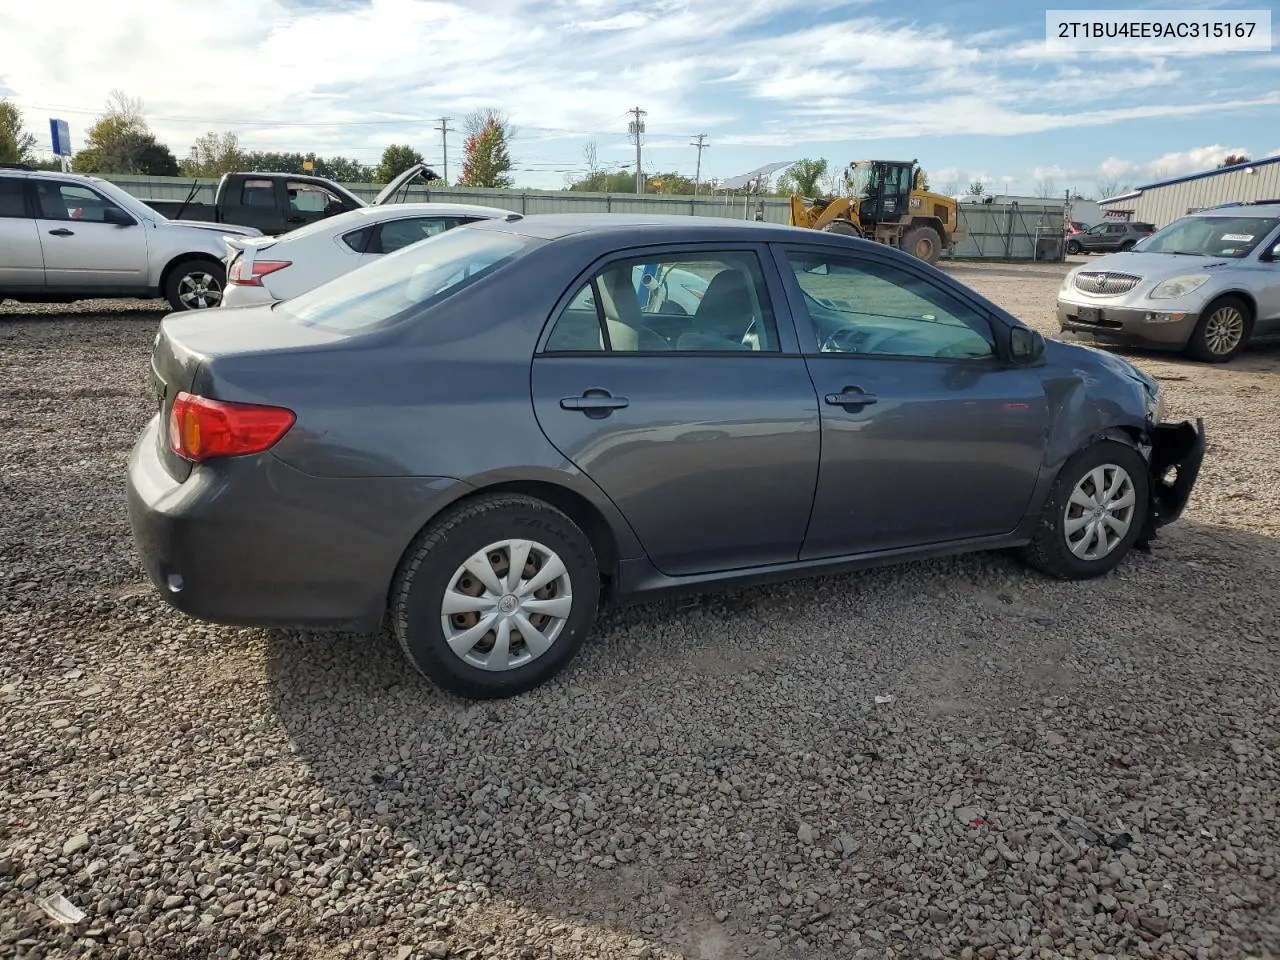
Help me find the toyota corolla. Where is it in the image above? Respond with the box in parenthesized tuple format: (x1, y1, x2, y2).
(126, 214, 1205, 699)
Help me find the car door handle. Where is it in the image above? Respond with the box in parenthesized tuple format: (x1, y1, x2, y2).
(286, 215, 304, 223)
(825, 388, 879, 408)
(561, 392, 629, 414)
(48, 228, 74, 237)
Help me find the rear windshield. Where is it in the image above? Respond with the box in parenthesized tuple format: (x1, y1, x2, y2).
(1141, 215, 1280, 258)
(279, 225, 539, 333)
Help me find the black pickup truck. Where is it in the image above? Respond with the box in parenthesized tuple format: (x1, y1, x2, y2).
(140, 163, 439, 236)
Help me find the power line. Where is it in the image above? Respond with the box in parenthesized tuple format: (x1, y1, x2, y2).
(627, 106, 646, 194)
(690, 134, 708, 196)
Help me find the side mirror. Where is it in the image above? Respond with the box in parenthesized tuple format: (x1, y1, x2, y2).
(1010, 326, 1046, 364)
(1268, 241, 1280, 261)
(103, 207, 135, 227)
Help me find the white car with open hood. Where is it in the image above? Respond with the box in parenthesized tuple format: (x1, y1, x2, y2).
(220, 201, 516, 307)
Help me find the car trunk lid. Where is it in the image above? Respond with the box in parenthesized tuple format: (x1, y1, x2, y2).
(149, 303, 353, 481)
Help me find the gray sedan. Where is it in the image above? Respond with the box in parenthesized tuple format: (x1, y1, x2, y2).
(1057, 203, 1280, 362)
(126, 214, 1205, 699)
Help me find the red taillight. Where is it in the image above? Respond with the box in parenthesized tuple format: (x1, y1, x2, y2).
(228, 259, 291, 286)
(167, 392, 296, 463)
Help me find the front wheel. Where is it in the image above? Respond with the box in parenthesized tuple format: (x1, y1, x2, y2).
(902, 224, 943, 264)
(1019, 440, 1151, 580)
(391, 494, 601, 699)
(165, 259, 225, 311)
(820, 219, 861, 237)
(1066, 239, 1081, 255)
(1185, 295, 1251, 363)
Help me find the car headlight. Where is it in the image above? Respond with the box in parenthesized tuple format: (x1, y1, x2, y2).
(1146, 382, 1166, 423)
(1149, 274, 1210, 300)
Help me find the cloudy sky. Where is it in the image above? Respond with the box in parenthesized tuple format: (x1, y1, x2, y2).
(1, 0, 1277, 193)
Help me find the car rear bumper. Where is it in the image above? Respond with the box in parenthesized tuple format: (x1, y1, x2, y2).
(1057, 298, 1198, 350)
(220, 283, 279, 309)
(125, 416, 465, 630)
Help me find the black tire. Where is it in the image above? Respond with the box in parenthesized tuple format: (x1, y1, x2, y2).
(1066, 239, 1081, 255)
(1019, 439, 1151, 581)
(902, 224, 943, 264)
(391, 493, 600, 699)
(1119, 240, 1136, 251)
(1184, 294, 1252, 364)
(164, 259, 225, 311)
(821, 219, 861, 237)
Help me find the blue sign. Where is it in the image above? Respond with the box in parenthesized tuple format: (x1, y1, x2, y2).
(50, 118, 71, 157)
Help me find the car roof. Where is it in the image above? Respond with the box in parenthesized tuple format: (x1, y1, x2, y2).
(467, 212, 806, 242)
(353, 202, 515, 220)
(1188, 203, 1280, 219)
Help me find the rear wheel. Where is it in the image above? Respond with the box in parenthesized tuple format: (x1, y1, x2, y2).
(391, 494, 600, 699)
(1120, 240, 1136, 251)
(165, 259, 225, 311)
(902, 224, 943, 264)
(1185, 295, 1251, 363)
(1019, 439, 1150, 580)
(821, 219, 861, 237)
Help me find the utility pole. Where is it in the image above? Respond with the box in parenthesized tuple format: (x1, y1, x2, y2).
(627, 107, 647, 194)
(435, 117, 455, 184)
(690, 133, 708, 196)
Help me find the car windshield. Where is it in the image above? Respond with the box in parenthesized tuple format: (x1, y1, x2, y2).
(89, 177, 167, 221)
(279, 225, 539, 333)
(1140, 215, 1280, 257)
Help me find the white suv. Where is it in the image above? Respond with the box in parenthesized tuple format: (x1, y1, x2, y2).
(0, 164, 262, 311)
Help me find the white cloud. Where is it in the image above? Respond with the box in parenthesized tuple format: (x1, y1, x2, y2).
(1144, 144, 1251, 179)
(0, 0, 1274, 190)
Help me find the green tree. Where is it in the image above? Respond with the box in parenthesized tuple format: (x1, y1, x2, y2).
(458, 109, 514, 189)
(967, 180, 985, 196)
(70, 90, 179, 175)
(775, 158, 828, 197)
(320, 155, 374, 182)
(565, 170, 634, 192)
(0, 98, 37, 164)
(648, 171, 697, 195)
(376, 144, 424, 183)
(181, 131, 246, 178)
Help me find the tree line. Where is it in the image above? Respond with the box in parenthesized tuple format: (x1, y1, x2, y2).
(0, 92, 518, 188)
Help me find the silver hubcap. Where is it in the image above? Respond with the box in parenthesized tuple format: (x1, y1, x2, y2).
(440, 539, 572, 672)
(178, 272, 222, 309)
(1065, 464, 1136, 561)
(1203, 307, 1245, 355)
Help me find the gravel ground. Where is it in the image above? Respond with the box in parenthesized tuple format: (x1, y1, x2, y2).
(1, 264, 1278, 960)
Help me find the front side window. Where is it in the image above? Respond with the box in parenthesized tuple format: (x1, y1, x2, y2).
(374, 217, 458, 254)
(35, 182, 123, 222)
(281, 226, 538, 333)
(286, 181, 341, 213)
(786, 253, 995, 360)
(544, 251, 780, 353)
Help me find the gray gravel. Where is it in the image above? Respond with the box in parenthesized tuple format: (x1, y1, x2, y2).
(2, 275, 1279, 960)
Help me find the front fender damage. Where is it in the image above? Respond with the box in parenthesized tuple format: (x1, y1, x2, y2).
(1135, 417, 1205, 551)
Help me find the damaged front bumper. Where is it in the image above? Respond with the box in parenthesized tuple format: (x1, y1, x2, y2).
(1136, 417, 1206, 550)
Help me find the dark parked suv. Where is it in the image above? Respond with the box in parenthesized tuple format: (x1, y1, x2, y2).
(1067, 221, 1155, 255)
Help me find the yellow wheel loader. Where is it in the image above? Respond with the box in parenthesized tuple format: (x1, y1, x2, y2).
(787, 159, 966, 264)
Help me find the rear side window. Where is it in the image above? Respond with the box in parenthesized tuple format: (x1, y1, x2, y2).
(0, 178, 26, 218)
(282, 226, 539, 333)
(341, 226, 373, 252)
(241, 179, 275, 208)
